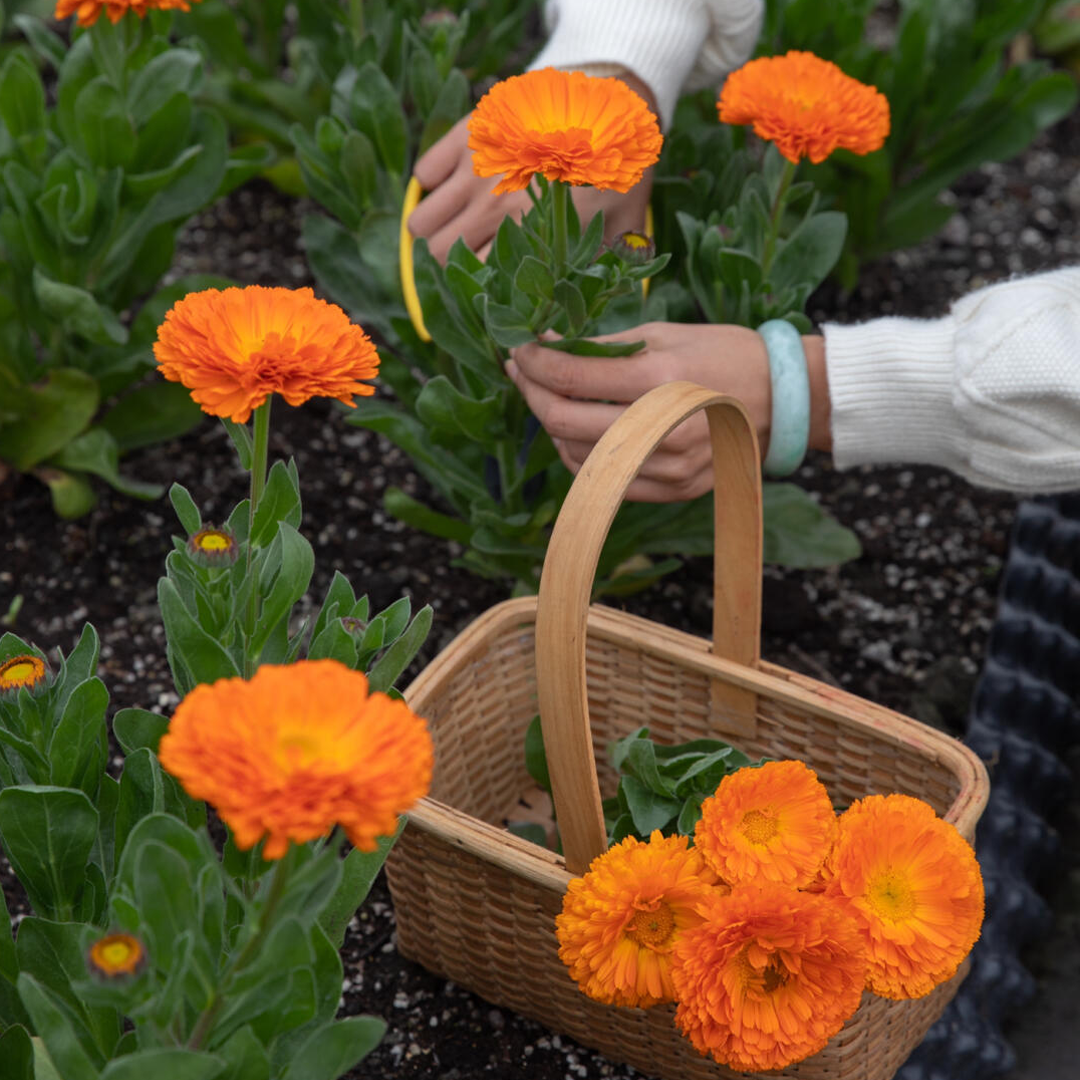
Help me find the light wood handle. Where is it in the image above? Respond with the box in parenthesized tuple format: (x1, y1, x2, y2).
(534, 382, 763, 875)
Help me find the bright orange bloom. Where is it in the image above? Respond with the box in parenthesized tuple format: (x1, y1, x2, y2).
(0, 654, 47, 695)
(555, 831, 722, 1008)
(158, 661, 433, 859)
(694, 760, 837, 888)
(823, 793, 984, 1000)
(468, 67, 662, 194)
(154, 286, 379, 424)
(718, 51, 890, 164)
(672, 883, 867, 1072)
(54, 0, 196, 28)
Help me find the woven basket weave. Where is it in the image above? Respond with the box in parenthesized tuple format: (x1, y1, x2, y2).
(386, 383, 990, 1080)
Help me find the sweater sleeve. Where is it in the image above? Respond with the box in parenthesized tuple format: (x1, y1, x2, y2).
(822, 267, 1080, 493)
(530, 0, 764, 129)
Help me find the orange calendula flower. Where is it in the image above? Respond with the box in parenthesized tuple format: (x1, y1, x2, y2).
(54, 0, 195, 28)
(158, 660, 433, 859)
(468, 67, 662, 194)
(823, 793, 984, 1000)
(87, 933, 146, 978)
(694, 760, 837, 888)
(718, 51, 890, 164)
(555, 830, 722, 1008)
(154, 286, 379, 424)
(672, 883, 867, 1072)
(0, 654, 47, 695)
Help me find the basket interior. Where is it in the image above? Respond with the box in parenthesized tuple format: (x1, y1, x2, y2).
(414, 606, 965, 835)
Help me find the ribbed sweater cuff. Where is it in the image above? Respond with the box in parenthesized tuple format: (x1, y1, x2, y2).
(530, 0, 708, 128)
(823, 317, 960, 473)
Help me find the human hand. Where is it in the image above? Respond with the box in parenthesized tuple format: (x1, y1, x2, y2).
(506, 323, 830, 502)
(407, 74, 658, 263)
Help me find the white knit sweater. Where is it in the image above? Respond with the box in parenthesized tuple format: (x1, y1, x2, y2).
(531, 0, 764, 128)
(824, 268, 1080, 493)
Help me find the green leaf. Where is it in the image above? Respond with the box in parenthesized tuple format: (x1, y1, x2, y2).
(158, 577, 242, 689)
(213, 1026, 270, 1080)
(364, 606, 432, 694)
(540, 337, 645, 358)
(552, 280, 587, 335)
(250, 459, 302, 547)
(481, 298, 535, 349)
(47, 677, 108, 791)
(761, 483, 862, 568)
(318, 826, 403, 950)
(252, 524, 315, 660)
(382, 488, 471, 543)
(0, 51, 46, 140)
(415, 376, 507, 444)
(524, 715, 551, 793)
(32, 269, 128, 347)
(0, 1025, 33, 1080)
(74, 77, 135, 169)
(37, 469, 97, 519)
(99, 381, 204, 453)
(50, 428, 163, 501)
(15, 976, 99, 1080)
(278, 1017, 387, 1080)
(620, 775, 682, 837)
(0, 787, 98, 920)
(418, 68, 469, 155)
(127, 49, 203, 127)
(513, 257, 555, 301)
(11, 15, 67, 71)
(100, 1051, 224, 1080)
(168, 483, 202, 537)
(769, 211, 847, 294)
(0, 369, 98, 471)
(349, 62, 407, 176)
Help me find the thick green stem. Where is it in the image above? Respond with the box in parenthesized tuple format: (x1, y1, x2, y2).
(348, 0, 365, 43)
(188, 851, 293, 1050)
(761, 159, 797, 278)
(243, 399, 272, 675)
(551, 181, 569, 273)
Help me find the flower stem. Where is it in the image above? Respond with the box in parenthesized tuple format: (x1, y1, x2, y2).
(243, 399, 272, 675)
(187, 847, 294, 1050)
(349, 0, 365, 43)
(551, 180, 569, 273)
(761, 159, 797, 278)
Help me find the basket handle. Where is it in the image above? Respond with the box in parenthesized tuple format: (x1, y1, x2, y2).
(535, 381, 763, 875)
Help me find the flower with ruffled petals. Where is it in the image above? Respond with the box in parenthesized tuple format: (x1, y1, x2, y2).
(468, 67, 662, 194)
(694, 760, 837, 888)
(555, 830, 722, 1008)
(718, 51, 890, 164)
(158, 660, 432, 859)
(672, 882, 867, 1072)
(154, 286, 379, 424)
(823, 793, 984, 999)
(54, 0, 196, 28)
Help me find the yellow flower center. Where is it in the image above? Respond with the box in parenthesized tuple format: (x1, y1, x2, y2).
(622, 232, 649, 249)
(0, 654, 46, 690)
(624, 899, 676, 950)
(89, 934, 144, 977)
(866, 870, 917, 921)
(192, 529, 232, 551)
(740, 808, 779, 845)
(736, 947, 789, 995)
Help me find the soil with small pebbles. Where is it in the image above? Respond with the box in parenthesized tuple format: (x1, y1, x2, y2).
(3, 108, 1080, 1080)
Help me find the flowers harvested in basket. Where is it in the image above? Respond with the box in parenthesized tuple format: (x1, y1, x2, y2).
(822, 793, 985, 999)
(673, 882, 867, 1072)
(468, 67, 662, 194)
(557, 761, 985, 1071)
(54, 0, 197, 27)
(154, 285, 379, 424)
(555, 831, 721, 1008)
(718, 50, 890, 165)
(159, 660, 433, 858)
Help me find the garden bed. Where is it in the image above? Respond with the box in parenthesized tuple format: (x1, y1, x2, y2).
(2, 108, 1079, 1080)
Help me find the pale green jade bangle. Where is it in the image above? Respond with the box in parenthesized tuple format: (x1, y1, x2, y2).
(757, 319, 810, 478)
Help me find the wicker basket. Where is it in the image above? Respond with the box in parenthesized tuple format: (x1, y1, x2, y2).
(386, 383, 990, 1080)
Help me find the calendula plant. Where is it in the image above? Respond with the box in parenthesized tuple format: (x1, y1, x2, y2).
(0, 284, 436, 1078)
(758, 0, 1077, 284)
(0, 8, 234, 516)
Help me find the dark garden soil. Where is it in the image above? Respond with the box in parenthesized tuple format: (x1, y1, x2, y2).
(3, 107, 1080, 1079)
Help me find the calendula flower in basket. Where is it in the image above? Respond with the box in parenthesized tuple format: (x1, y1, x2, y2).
(557, 760, 985, 1071)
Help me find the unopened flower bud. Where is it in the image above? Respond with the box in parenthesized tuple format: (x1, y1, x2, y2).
(187, 526, 239, 568)
(613, 230, 656, 265)
(87, 933, 146, 979)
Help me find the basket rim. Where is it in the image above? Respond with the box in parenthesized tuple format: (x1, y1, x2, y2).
(404, 596, 990, 892)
